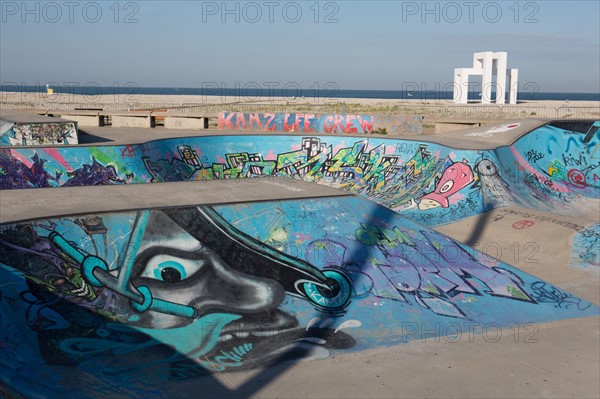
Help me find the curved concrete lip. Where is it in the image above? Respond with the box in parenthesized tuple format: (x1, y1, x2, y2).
(0, 177, 351, 224)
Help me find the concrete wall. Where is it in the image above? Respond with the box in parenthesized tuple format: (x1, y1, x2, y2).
(218, 112, 423, 135)
(112, 115, 154, 128)
(59, 114, 104, 127)
(164, 116, 208, 130)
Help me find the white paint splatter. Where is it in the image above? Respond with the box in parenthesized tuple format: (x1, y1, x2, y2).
(335, 320, 362, 333)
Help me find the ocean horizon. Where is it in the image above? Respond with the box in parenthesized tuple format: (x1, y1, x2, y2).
(3, 85, 599, 102)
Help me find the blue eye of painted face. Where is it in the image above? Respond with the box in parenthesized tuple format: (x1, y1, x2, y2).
(155, 261, 186, 283)
(141, 254, 205, 284)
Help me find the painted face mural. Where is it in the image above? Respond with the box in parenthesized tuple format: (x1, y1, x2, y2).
(0, 206, 355, 376)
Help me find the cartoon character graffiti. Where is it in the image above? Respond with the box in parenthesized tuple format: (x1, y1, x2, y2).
(418, 159, 474, 210)
(0, 207, 355, 376)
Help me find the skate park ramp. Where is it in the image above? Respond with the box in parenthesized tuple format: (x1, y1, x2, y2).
(1, 119, 599, 398)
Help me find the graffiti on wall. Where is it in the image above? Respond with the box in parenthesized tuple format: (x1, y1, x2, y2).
(141, 137, 489, 224)
(1, 122, 599, 227)
(1, 197, 597, 386)
(569, 223, 600, 270)
(0, 120, 78, 146)
(0, 205, 356, 378)
(218, 112, 423, 135)
(0, 151, 131, 188)
(498, 121, 600, 210)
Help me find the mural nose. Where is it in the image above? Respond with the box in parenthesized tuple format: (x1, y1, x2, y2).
(201, 251, 286, 315)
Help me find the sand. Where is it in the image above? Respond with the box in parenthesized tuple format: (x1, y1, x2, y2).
(1, 91, 598, 108)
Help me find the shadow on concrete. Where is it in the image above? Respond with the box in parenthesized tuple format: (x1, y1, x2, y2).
(76, 130, 114, 144)
(464, 207, 495, 247)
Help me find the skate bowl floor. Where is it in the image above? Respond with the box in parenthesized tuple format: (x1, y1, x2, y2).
(1, 118, 599, 398)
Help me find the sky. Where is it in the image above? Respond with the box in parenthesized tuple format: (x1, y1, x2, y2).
(1, 0, 599, 92)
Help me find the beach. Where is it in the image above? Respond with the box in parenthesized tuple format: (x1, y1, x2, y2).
(2, 91, 599, 108)
(2, 91, 599, 128)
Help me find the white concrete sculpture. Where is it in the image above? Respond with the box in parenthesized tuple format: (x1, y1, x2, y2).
(453, 51, 518, 104)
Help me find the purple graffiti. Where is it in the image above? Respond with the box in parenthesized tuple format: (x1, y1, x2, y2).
(350, 226, 533, 318)
(62, 159, 128, 186)
(0, 151, 61, 189)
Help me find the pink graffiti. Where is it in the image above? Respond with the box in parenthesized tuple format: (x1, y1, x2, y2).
(43, 148, 73, 171)
(567, 169, 587, 188)
(419, 159, 474, 210)
(121, 145, 139, 158)
(510, 146, 570, 192)
(9, 150, 33, 168)
(264, 149, 278, 161)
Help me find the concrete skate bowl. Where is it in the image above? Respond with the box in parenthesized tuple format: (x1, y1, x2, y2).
(1, 119, 599, 398)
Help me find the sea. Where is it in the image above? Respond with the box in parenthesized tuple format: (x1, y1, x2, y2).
(4, 85, 599, 102)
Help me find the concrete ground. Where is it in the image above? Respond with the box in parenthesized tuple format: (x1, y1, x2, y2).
(1, 121, 598, 398)
(201, 317, 599, 399)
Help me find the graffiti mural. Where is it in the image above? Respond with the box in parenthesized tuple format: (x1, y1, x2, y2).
(569, 223, 600, 271)
(218, 112, 423, 135)
(1, 197, 597, 397)
(497, 121, 600, 212)
(417, 159, 474, 210)
(2, 120, 599, 397)
(0, 150, 132, 189)
(0, 204, 356, 379)
(0, 119, 78, 146)
(1, 122, 599, 227)
(0, 152, 62, 188)
(472, 157, 520, 208)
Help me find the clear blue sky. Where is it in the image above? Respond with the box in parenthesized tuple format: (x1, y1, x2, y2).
(1, 0, 599, 92)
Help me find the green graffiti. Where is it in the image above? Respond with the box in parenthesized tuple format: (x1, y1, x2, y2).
(356, 224, 414, 247)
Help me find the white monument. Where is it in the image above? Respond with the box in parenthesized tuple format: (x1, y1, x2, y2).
(453, 51, 518, 104)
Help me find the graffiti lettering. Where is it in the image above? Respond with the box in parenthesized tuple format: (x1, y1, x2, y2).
(525, 149, 545, 163)
(498, 209, 593, 234)
(121, 145, 139, 158)
(530, 281, 591, 310)
(0, 121, 77, 146)
(218, 112, 422, 135)
(562, 153, 588, 167)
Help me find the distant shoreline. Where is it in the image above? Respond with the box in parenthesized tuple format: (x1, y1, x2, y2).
(1, 86, 599, 102)
(2, 91, 599, 108)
